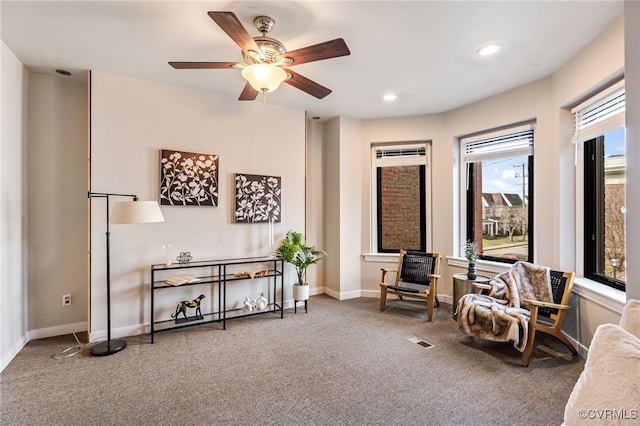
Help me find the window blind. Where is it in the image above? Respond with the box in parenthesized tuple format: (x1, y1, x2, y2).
(572, 80, 625, 144)
(375, 146, 426, 158)
(462, 126, 534, 163)
(375, 144, 427, 167)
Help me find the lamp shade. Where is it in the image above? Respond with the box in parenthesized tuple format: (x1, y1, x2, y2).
(241, 64, 287, 93)
(110, 201, 164, 224)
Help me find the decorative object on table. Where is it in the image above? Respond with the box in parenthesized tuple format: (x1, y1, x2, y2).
(177, 251, 193, 265)
(171, 294, 205, 323)
(275, 230, 326, 302)
(162, 242, 172, 266)
(160, 149, 219, 206)
(256, 292, 268, 310)
(165, 276, 201, 286)
(243, 297, 256, 312)
(234, 269, 268, 279)
(87, 191, 165, 356)
(253, 269, 268, 278)
(234, 271, 251, 279)
(464, 240, 479, 280)
(234, 173, 281, 223)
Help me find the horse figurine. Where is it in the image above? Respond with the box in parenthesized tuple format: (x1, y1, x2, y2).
(171, 294, 205, 322)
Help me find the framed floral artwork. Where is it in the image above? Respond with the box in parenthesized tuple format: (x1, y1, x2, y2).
(160, 149, 219, 206)
(234, 174, 281, 223)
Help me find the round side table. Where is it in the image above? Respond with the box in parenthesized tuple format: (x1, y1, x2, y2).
(452, 273, 491, 317)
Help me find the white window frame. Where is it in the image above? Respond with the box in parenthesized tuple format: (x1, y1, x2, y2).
(573, 79, 626, 292)
(458, 123, 535, 261)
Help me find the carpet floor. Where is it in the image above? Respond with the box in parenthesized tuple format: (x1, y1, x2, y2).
(1, 295, 584, 425)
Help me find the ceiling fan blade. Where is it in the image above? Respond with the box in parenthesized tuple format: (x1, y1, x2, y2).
(284, 38, 350, 66)
(169, 62, 238, 69)
(284, 69, 332, 99)
(239, 83, 260, 101)
(207, 11, 263, 58)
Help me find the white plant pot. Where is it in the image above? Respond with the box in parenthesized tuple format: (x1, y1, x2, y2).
(293, 284, 309, 301)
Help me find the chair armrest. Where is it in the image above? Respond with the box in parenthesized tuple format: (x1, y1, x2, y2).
(427, 273, 441, 279)
(522, 299, 571, 310)
(472, 282, 492, 291)
(380, 268, 398, 284)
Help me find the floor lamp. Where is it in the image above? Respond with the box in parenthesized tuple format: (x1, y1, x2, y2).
(88, 192, 165, 356)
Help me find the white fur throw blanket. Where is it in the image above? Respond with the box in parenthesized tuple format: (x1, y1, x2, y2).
(457, 261, 552, 352)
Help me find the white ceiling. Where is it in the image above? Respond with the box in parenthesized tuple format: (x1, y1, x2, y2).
(1, 1, 624, 120)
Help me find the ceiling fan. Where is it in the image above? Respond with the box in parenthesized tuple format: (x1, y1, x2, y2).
(169, 11, 351, 101)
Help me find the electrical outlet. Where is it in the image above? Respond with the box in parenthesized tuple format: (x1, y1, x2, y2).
(62, 294, 71, 306)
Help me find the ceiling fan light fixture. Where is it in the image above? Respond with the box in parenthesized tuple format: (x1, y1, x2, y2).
(241, 63, 287, 93)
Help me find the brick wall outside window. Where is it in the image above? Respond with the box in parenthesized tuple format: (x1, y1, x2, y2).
(380, 166, 422, 250)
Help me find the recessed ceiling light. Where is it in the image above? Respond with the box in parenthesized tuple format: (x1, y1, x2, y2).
(383, 93, 397, 101)
(476, 44, 503, 56)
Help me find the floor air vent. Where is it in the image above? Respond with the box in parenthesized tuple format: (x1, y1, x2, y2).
(408, 336, 433, 348)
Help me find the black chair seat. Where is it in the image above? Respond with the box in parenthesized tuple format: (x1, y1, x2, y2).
(387, 283, 428, 293)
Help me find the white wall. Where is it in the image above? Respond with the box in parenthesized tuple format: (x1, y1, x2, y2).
(305, 119, 326, 294)
(1, 41, 27, 371)
(322, 116, 362, 300)
(323, 118, 341, 297)
(27, 72, 88, 338)
(89, 71, 306, 340)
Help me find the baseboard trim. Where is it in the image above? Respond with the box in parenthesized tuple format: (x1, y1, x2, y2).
(565, 332, 588, 359)
(1, 335, 28, 372)
(89, 323, 146, 343)
(323, 287, 361, 300)
(28, 322, 87, 341)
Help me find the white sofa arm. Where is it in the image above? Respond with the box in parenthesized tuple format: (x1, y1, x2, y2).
(619, 298, 640, 339)
(563, 299, 640, 425)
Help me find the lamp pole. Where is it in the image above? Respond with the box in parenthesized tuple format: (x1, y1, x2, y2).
(88, 192, 137, 356)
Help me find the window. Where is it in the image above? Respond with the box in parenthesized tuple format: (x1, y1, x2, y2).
(372, 143, 430, 253)
(462, 125, 534, 263)
(575, 81, 626, 291)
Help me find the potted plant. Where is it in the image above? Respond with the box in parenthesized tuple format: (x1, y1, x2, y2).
(275, 230, 326, 301)
(464, 240, 479, 280)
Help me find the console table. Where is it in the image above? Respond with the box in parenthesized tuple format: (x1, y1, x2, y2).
(150, 256, 283, 342)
